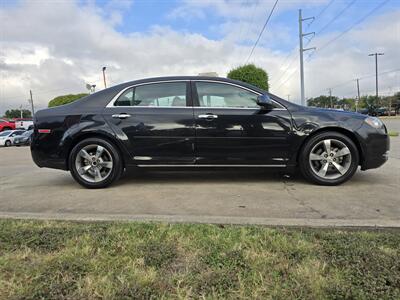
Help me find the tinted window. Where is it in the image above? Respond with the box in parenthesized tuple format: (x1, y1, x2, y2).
(114, 82, 187, 107)
(195, 82, 259, 108)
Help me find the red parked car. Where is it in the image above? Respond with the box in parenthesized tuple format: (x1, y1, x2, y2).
(0, 119, 16, 132)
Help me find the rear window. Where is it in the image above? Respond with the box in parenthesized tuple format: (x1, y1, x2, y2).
(114, 82, 187, 107)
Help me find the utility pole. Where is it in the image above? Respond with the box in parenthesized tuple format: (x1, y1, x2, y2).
(328, 88, 333, 108)
(356, 78, 360, 112)
(29, 90, 35, 117)
(368, 52, 384, 105)
(299, 9, 315, 107)
(19, 105, 23, 119)
(102, 67, 107, 88)
(287, 94, 290, 101)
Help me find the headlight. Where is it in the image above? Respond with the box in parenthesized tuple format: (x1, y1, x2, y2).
(364, 116, 384, 129)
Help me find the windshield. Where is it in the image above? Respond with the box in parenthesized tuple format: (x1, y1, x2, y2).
(0, 131, 11, 137)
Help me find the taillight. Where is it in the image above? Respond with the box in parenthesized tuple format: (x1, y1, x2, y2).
(38, 129, 51, 134)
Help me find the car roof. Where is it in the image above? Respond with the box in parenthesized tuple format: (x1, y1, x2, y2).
(41, 76, 301, 113)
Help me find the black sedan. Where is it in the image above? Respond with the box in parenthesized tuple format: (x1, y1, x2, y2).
(31, 76, 389, 188)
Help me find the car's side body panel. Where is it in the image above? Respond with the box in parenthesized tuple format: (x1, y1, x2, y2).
(30, 76, 389, 173)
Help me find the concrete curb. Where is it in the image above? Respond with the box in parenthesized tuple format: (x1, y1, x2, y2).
(1, 212, 399, 228)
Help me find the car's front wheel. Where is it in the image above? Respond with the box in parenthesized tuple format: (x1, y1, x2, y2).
(299, 132, 359, 185)
(69, 138, 123, 188)
(5, 140, 11, 147)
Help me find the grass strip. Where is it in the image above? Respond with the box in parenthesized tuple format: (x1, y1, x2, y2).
(0, 219, 399, 299)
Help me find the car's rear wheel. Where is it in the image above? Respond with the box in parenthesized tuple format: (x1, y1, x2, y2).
(5, 140, 11, 147)
(299, 132, 359, 185)
(69, 138, 123, 188)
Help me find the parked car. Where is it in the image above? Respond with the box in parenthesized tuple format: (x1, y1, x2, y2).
(14, 118, 34, 130)
(376, 107, 389, 116)
(0, 119, 16, 132)
(13, 129, 33, 146)
(31, 76, 390, 188)
(0, 130, 25, 147)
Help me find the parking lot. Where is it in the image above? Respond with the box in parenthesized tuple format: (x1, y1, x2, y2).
(0, 119, 399, 227)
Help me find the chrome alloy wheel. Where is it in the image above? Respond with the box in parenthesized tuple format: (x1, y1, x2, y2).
(309, 138, 352, 180)
(74, 144, 113, 183)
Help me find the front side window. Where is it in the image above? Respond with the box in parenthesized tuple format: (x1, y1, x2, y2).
(195, 82, 259, 108)
(114, 82, 187, 107)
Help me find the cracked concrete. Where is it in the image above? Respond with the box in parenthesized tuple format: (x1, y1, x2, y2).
(0, 119, 399, 227)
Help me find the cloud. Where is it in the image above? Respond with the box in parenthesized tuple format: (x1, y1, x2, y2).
(168, 0, 328, 21)
(0, 0, 399, 115)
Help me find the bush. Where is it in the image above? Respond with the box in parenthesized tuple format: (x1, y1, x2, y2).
(227, 64, 269, 91)
(48, 93, 88, 108)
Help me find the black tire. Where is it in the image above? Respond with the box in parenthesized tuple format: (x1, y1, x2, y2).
(299, 132, 359, 186)
(5, 140, 11, 147)
(69, 138, 123, 189)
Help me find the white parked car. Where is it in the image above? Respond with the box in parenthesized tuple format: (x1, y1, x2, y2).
(0, 130, 25, 147)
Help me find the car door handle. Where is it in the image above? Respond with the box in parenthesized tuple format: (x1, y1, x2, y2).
(198, 114, 218, 120)
(112, 113, 131, 119)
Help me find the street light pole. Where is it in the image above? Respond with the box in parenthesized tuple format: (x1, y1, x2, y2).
(356, 78, 360, 112)
(102, 67, 107, 89)
(368, 52, 384, 104)
(29, 90, 35, 117)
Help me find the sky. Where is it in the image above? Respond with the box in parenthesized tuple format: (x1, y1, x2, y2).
(0, 0, 399, 114)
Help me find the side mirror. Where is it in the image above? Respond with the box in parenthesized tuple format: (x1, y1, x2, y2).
(256, 94, 273, 107)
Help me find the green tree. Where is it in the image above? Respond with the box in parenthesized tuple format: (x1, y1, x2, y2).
(358, 95, 378, 109)
(48, 93, 88, 108)
(4, 109, 32, 119)
(307, 95, 339, 108)
(227, 64, 269, 90)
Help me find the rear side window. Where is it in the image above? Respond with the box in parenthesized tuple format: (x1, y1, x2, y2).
(114, 82, 187, 107)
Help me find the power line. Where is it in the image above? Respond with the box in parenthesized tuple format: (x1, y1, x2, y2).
(285, 0, 391, 88)
(273, 0, 337, 87)
(271, 51, 298, 85)
(316, 0, 357, 35)
(312, 0, 390, 56)
(275, 65, 298, 90)
(245, 0, 279, 64)
(238, 0, 260, 63)
(314, 0, 336, 20)
(312, 69, 400, 97)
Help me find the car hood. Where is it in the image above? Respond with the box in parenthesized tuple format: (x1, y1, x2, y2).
(289, 106, 367, 134)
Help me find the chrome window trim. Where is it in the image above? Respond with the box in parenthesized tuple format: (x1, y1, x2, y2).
(105, 79, 286, 110)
